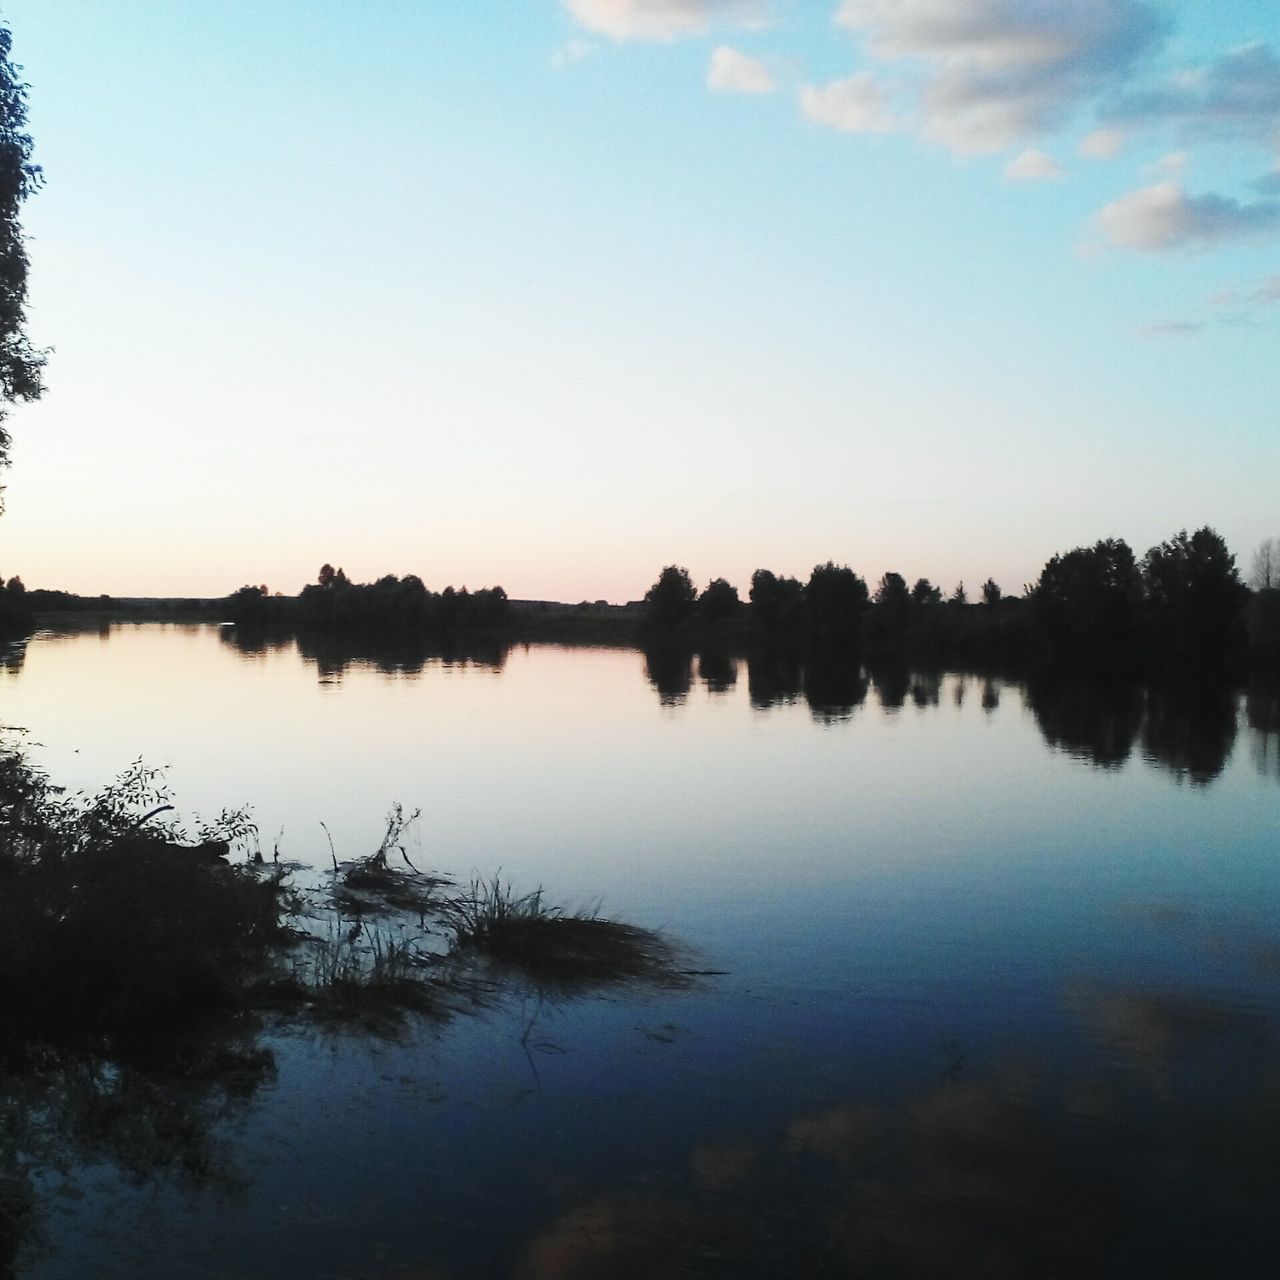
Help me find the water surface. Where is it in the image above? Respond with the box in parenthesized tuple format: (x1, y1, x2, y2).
(4, 624, 1280, 1277)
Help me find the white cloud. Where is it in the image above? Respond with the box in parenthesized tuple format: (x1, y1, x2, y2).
(1094, 181, 1280, 252)
(1155, 150, 1188, 174)
(799, 74, 900, 135)
(1005, 148, 1063, 181)
(833, 0, 1166, 154)
(1108, 40, 1280, 143)
(707, 45, 774, 94)
(551, 37, 595, 68)
(561, 0, 761, 42)
(1079, 128, 1126, 158)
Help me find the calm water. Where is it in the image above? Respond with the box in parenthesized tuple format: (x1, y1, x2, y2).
(4, 623, 1280, 1278)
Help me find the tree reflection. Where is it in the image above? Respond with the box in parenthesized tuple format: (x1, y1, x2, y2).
(1, 1031, 275, 1275)
(870, 663, 910, 711)
(696, 648, 737, 696)
(1024, 676, 1145, 768)
(643, 645, 692, 707)
(1140, 681, 1238, 785)
(220, 626, 509, 680)
(1246, 678, 1280, 784)
(804, 655, 868, 724)
(746, 648, 803, 710)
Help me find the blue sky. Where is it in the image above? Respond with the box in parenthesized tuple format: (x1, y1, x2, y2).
(0, 0, 1276, 600)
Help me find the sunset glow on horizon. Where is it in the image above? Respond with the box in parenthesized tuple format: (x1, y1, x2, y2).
(0, 0, 1276, 602)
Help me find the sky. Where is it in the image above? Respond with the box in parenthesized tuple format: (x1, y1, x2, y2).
(0, 0, 1276, 602)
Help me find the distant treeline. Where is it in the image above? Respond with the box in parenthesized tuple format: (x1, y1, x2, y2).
(637, 526, 1279, 671)
(226, 563, 510, 631)
(0, 574, 33, 635)
(222, 528, 1278, 670)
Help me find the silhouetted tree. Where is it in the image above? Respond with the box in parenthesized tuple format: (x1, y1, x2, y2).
(318, 563, 337, 589)
(867, 571, 910, 651)
(949, 582, 967, 606)
(981, 578, 1002, 605)
(697, 577, 740, 622)
(1029, 538, 1143, 665)
(0, 22, 45, 487)
(749, 569, 805, 634)
(1142, 527, 1246, 663)
(644, 565, 696, 627)
(805, 562, 868, 641)
(910, 577, 941, 607)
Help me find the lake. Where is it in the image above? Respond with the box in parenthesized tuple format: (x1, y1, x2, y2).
(4, 622, 1280, 1278)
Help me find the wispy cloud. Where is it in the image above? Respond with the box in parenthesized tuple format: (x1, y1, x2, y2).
(799, 73, 900, 135)
(831, 0, 1166, 154)
(561, 0, 762, 43)
(1138, 320, 1205, 337)
(1107, 40, 1280, 144)
(1143, 273, 1280, 336)
(1005, 148, 1063, 182)
(1093, 181, 1280, 252)
(707, 45, 773, 94)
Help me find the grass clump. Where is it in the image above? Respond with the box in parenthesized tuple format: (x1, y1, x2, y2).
(449, 875, 690, 991)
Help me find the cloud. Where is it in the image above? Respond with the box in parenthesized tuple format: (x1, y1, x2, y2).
(561, 0, 761, 42)
(1255, 166, 1280, 195)
(1005, 147, 1064, 181)
(799, 73, 900, 134)
(1154, 150, 1188, 174)
(551, 37, 595, 68)
(707, 45, 773, 94)
(1253, 275, 1280, 304)
(1079, 127, 1126, 158)
(1108, 40, 1280, 143)
(1138, 320, 1205, 337)
(832, 0, 1167, 154)
(1093, 180, 1280, 251)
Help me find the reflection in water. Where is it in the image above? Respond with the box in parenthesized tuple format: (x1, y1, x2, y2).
(220, 626, 509, 681)
(1140, 682, 1238, 785)
(871, 664, 910, 711)
(746, 649, 802, 711)
(513, 973, 1280, 1279)
(2, 1033, 275, 1275)
(1247, 679, 1280, 783)
(643, 645, 693, 706)
(1024, 676, 1145, 768)
(696, 649, 737, 696)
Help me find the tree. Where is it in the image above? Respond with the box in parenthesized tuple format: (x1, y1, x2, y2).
(950, 582, 967, 606)
(697, 577, 739, 621)
(1142, 527, 1246, 660)
(805, 562, 868, 639)
(643, 565, 696, 626)
(1029, 537, 1142, 661)
(0, 23, 46, 486)
(981, 578, 1002, 605)
(911, 577, 941, 607)
(1251, 538, 1280, 591)
(749, 568, 805, 633)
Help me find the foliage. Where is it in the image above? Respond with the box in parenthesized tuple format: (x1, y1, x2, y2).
(805, 562, 869, 640)
(749, 568, 805, 633)
(1029, 538, 1143, 665)
(697, 576, 740, 621)
(1141, 527, 1246, 662)
(644, 565, 697, 626)
(0, 22, 45, 482)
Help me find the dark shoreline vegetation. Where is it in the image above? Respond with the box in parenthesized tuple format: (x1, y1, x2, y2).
(8, 526, 1279, 674)
(0, 747, 695, 1269)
